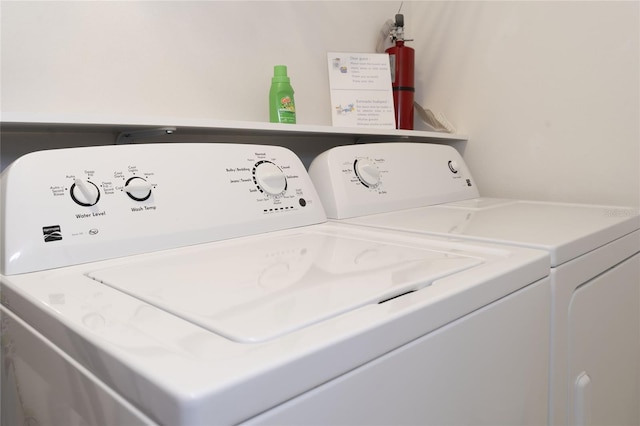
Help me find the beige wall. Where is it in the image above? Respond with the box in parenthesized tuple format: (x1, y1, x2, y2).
(411, 1, 639, 206)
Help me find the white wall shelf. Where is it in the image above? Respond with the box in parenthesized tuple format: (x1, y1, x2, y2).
(0, 112, 467, 170)
(1, 112, 466, 142)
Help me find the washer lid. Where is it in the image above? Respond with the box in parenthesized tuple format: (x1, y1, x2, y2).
(87, 227, 482, 343)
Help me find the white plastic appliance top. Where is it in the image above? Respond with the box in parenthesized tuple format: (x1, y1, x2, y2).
(1, 143, 325, 275)
(0, 143, 548, 425)
(309, 142, 640, 266)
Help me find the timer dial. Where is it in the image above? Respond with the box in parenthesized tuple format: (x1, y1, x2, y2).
(71, 179, 100, 206)
(125, 177, 153, 201)
(354, 158, 381, 188)
(253, 161, 287, 196)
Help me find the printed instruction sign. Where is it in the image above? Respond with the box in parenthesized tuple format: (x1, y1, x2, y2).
(327, 52, 396, 129)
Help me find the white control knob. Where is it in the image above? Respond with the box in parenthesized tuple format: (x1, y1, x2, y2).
(125, 177, 153, 201)
(71, 179, 100, 206)
(354, 158, 381, 188)
(448, 160, 459, 174)
(254, 161, 287, 195)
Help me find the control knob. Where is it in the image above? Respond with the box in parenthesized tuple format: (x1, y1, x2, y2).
(71, 179, 100, 206)
(253, 161, 287, 196)
(354, 158, 381, 188)
(125, 177, 153, 201)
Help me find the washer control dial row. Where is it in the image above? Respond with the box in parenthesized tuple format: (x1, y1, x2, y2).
(70, 177, 153, 206)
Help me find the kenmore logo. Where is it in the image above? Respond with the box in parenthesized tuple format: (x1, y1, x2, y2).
(43, 225, 62, 242)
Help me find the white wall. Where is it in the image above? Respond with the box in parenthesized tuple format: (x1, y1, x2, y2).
(1, 1, 401, 125)
(411, 1, 639, 206)
(2, 1, 638, 206)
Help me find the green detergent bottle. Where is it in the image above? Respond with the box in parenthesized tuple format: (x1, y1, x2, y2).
(269, 65, 296, 124)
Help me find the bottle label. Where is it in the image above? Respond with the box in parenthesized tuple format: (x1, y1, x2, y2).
(278, 95, 296, 124)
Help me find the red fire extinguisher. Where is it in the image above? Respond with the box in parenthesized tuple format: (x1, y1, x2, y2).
(386, 13, 414, 130)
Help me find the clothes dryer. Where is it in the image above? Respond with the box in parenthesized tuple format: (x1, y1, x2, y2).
(1, 143, 550, 425)
(309, 142, 640, 426)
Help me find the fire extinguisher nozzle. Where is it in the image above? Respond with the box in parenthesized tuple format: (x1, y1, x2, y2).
(395, 14, 404, 28)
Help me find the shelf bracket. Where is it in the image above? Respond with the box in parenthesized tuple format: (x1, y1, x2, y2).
(355, 135, 411, 144)
(115, 127, 177, 144)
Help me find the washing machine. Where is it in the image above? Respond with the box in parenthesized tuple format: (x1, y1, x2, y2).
(309, 142, 640, 426)
(1, 143, 551, 425)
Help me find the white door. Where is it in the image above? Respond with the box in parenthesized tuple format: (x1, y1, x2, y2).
(568, 254, 640, 426)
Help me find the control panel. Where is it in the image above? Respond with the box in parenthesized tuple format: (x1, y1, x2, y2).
(308, 143, 480, 219)
(1, 143, 326, 275)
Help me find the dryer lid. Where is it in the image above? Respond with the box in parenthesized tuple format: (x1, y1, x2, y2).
(87, 227, 482, 343)
(344, 199, 640, 266)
